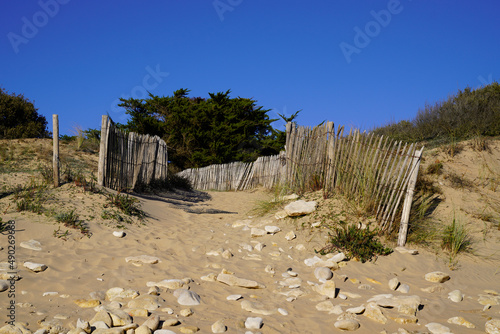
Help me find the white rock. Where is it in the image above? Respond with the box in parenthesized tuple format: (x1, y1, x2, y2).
(397, 283, 410, 293)
(285, 231, 296, 241)
(304, 256, 322, 266)
(217, 273, 265, 289)
(346, 305, 365, 314)
(424, 271, 450, 283)
(314, 280, 337, 299)
(284, 200, 317, 216)
(314, 267, 333, 281)
(24, 262, 47, 272)
(278, 308, 288, 315)
(174, 289, 201, 306)
(425, 322, 452, 333)
(295, 244, 306, 251)
(211, 320, 226, 333)
(113, 231, 125, 238)
(254, 242, 265, 251)
(221, 249, 233, 259)
(395, 246, 418, 255)
(226, 294, 242, 301)
(147, 279, 185, 290)
(245, 317, 263, 330)
(388, 277, 399, 290)
(251, 228, 267, 237)
(125, 255, 160, 265)
(275, 210, 288, 219)
(179, 308, 193, 317)
(20, 239, 42, 251)
(106, 287, 139, 300)
(334, 319, 360, 331)
(448, 289, 463, 303)
(311, 221, 321, 227)
(154, 330, 177, 334)
(329, 252, 346, 263)
(280, 277, 302, 288)
(0, 280, 8, 292)
(43, 291, 58, 296)
(485, 318, 500, 334)
(265, 226, 281, 234)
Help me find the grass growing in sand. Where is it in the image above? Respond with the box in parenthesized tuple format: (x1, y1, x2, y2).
(441, 214, 473, 267)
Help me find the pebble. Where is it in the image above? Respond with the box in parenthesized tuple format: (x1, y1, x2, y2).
(448, 289, 463, 303)
(424, 271, 450, 283)
(174, 289, 201, 306)
(227, 294, 243, 301)
(125, 255, 160, 265)
(447, 316, 475, 328)
(245, 317, 263, 330)
(162, 319, 180, 327)
(0, 280, 8, 292)
(265, 226, 281, 234)
(211, 320, 226, 333)
(314, 267, 333, 281)
(425, 322, 451, 334)
(24, 262, 47, 272)
(314, 280, 337, 299)
(485, 318, 500, 334)
(179, 308, 193, 317)
(106, 287, 139, 301)
(277, 308, 288, 315)
(285, 231, 296, 241)
(388, 277, 400, 290)
(396, 284, 410, 293)
(20, 239, 42, 251)
(217, 273, 265, 289)
(179, 326, 199, 333)
(334, 319, 360, 331)
(251, 228, 267, 237)
(284, 200, 317, 216)
(112, 231, 125, 238)
(346, 305, 365, 314)
(155, 330, 177, 334)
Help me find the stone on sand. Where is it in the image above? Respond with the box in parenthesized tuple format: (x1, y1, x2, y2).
(216, 273, 265, 289)
(20, 239, 42, 251)
(424, 271, 450, 283)
(314, 280, 337, 299)
(485, 318, 500, 334)
(447, 316, 475, 328)
(284, 200, 317, 216)
(425, 322, 451, 334)
(125, 255, 160, 265)
(314, 267, 333, 281)
(244, 317, 263, 330)
(23, 261, 47, 272)
(334, 319, 360, 331)
(127, 295, 164, 311)
(448, 289, 463, 303)
(106, 287, 139, 301)
(174, 289, 201, 306)
(211, 320, 226, 333)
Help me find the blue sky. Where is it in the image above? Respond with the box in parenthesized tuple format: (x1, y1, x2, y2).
(1, 0, 499, 135)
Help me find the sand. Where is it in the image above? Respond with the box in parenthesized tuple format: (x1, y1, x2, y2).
(1, 138, 500, 333)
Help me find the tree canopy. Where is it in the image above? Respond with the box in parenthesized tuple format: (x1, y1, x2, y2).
(118, 89, 286, 170)
(0, 87, 49, 139)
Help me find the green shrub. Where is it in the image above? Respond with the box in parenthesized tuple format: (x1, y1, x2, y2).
(13, 180, 48, 214)
(441, 216, 472, 259)
(317, 223, 392, 263)
(105, 192, 145, 219)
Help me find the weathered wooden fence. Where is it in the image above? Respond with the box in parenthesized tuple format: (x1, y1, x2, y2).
(178, 121, 423, 245)
(177, 152, 286, 191)
(97, 115, 168, 191)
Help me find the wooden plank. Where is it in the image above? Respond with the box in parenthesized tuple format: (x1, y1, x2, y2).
(397, 147, 424, 246)
(52, 114, 60, 188)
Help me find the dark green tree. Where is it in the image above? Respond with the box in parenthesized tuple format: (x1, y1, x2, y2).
(118, 89, 284, 170)
(0, 87, 49, 139)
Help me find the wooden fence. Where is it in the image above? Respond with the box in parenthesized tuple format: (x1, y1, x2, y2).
(177, 152, 286, 191)
(97, 115, 168, 191)
(178, 121, 423, 245)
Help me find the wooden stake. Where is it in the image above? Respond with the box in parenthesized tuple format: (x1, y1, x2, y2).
(52, 114, 59, 188)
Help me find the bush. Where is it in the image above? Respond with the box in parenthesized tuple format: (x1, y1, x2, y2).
(441, 216, 472, 260)
(317, 223, 392, 263)
(0, 87, 49, 139)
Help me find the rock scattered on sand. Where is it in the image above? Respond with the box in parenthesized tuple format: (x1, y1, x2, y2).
(20, 239, 42, 251)
(74, 299, 101, 308)
(388, 277, 400, 290)
(216, 273, 265, 289)
(285, 231, 296, 240)
(250, 228, 267, 237)
(265, 226, 281, 234)
(448, 289, 463, 303)
(24, 262, 47, 272)
(334, 319, 360, 331)
(424, 271, 450, 283)
(0, 280, 8, 292)
(314, 267, 333, 281)
(174, 289, 201, 306)
(211, 320, 226, 333)
(112, 231, 125, 238)
(125, 255, 160, 265)
(284, 200, 317, 216)
(447, 316, 475, 328)
(226, 294, 242, 301)
(106, 287, 139, 301)
(425, 322, 451, 334)
(244, 317, 263, 330)
(485, 318, 500, 334)
(394, 246, 418, 255)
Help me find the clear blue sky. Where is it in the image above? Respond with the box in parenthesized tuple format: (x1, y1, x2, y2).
(1, 0, 499, 136)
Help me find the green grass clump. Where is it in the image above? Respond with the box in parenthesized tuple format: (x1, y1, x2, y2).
(441, 216, 472, 262)
(105, 192, 145, 220)
(55, 209, 91, 237)
(317, 223, 392, 263)
(135, 173, 193, 193)
(12, 179, 48, 214)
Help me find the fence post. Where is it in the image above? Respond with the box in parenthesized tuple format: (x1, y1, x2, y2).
(397, 147, 424, 247)
(52, 114, 59, 187)
(98, 115, 109, 186)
